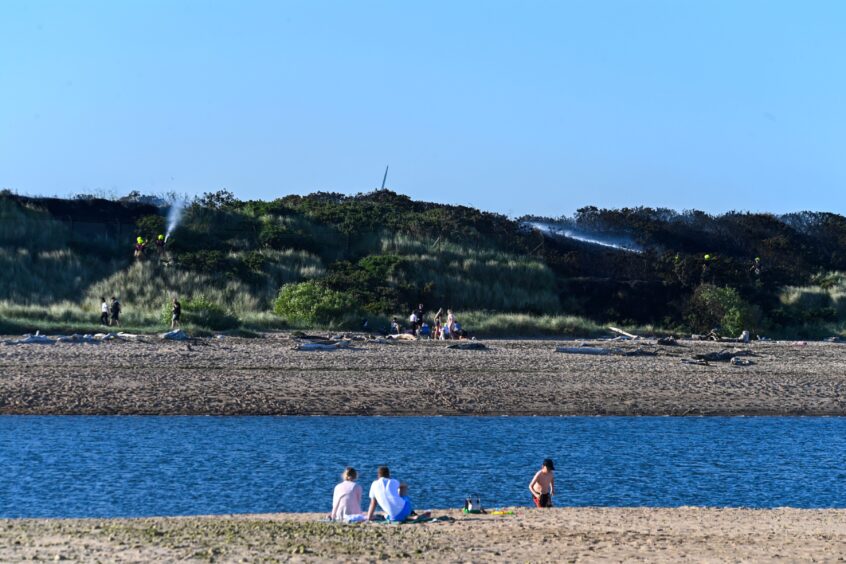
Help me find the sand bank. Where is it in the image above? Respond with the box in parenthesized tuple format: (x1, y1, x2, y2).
(2, 507, 845, 562)
(1, 335, 845, 415)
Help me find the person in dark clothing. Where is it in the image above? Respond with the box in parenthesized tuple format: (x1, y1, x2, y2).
(413, 304, 424, 331)
(171, 298, 181, 329)
(110, 296, 121, 327)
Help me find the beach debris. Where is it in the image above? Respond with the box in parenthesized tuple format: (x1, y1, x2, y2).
(161, 329, 190, 341)
(656, 337, 679, 346)
(56, 334, 99, 344)
(3, 331, 55, 345)
(694, 349, 755, 363)
(824, 336, 844, 343)
(738, 330, 751, 343)
(387, 333, 417, 341)
(447, 342, 487, 350)
(557, 344, 659, 357)
(557, 346, 613, 355)
(608, 326, 641, 340)
(117, 332, 145, 341)
(681, 358, 710, 366)
(731, 356, 755, 366)
(94, 332, 121, 341)
(291, 331, 328, 341)
(622, 347, 658, 357)
(294, 340, 351, 351)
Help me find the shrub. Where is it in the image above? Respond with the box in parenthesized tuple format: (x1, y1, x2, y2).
(136, 214, 166, 241)
(686, 284, 758, 336)
(182, 295, 240, 330)
(273, 281, 356, 325)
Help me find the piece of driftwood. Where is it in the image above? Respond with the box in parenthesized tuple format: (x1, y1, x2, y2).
(3, 331, 55, 345)
(294, 340, 351, 351)
(656, 336, 679, 346)
(608, 326, 640, 340)
(694, 349, 754, 362)
(557, 346, 612, 355)
(682, 358, 710, 366)
(622, 347, 658, 357)
(387, 333, 417, 341)
(447, 342, 487, 350)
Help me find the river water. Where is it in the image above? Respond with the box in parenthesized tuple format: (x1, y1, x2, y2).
(1, 416, 844, 518)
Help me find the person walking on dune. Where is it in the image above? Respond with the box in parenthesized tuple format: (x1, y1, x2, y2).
(529, 458, 555, 508)
(109, 296, 121, 327)
(171, 297, 181, 330)
(99, 297, 110, 326)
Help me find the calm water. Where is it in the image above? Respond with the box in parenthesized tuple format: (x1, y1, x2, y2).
(1, 416, 845, 518)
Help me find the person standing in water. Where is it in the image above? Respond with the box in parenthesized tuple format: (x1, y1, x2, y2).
(529, 458, 555, 508)
(171, 297, 181, 330)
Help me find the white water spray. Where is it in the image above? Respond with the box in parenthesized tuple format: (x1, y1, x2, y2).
(165, 200, 185, 242)
(527, 221, 643, 254)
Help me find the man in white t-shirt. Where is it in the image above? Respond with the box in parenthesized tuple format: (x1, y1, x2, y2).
(366, 466, 412, 522)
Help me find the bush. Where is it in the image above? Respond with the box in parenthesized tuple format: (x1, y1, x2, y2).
(273, 281, 356, 325)
(182, 295, 240, 330)
(686, 284, 758, 336)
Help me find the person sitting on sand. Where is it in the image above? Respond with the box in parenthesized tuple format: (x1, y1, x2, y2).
(366, 466, 422, 522)
(529, 458, 555, 508)
(330, 467, 364, 522)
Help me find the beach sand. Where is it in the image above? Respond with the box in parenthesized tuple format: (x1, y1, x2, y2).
(2, 334, 845, 415)
(2, 508, 845, 562)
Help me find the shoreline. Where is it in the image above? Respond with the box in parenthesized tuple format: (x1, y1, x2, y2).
(4, 507, 845, 562)
(2, 334, 846, 416)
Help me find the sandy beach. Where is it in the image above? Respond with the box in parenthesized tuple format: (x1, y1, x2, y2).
(2, 507, 845, 562)
(2, 334, 845, 415)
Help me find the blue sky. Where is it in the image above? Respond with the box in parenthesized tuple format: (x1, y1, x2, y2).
(1, 1, 844, 217)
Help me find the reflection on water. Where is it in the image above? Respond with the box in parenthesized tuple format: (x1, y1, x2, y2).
(1, 416, 844, 518)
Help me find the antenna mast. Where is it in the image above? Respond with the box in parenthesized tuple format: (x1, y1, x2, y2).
(380, 165, 389, 190)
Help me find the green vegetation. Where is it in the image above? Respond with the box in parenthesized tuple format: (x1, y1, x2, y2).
(2, 190, 846, 338)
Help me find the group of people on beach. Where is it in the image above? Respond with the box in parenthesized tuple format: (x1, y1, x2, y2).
(328, 459, 555, 523)
(390, 305, 469, 340)
(98, 297, 122, 327)
(329, 466, 425, 523)
(96, 296, 182, 329)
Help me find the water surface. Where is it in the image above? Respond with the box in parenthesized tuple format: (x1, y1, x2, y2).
(1, 416, 844, 518)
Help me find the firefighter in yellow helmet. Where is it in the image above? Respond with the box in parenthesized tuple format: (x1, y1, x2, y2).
(134, 236, 146, 259)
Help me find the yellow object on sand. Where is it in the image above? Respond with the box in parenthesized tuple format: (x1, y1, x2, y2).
(490, 510, 515, 516)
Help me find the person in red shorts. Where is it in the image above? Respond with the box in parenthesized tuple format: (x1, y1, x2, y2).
(529, 458, 555, 508)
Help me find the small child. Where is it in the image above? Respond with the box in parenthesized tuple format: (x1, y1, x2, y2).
(528, 458, 555, 508)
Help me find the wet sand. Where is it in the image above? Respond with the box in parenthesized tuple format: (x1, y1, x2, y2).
(2, 508, 845, 562)
(1, 334, 845, 415)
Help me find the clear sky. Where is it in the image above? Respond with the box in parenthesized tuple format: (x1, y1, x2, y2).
(2, 1, 844, 217)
